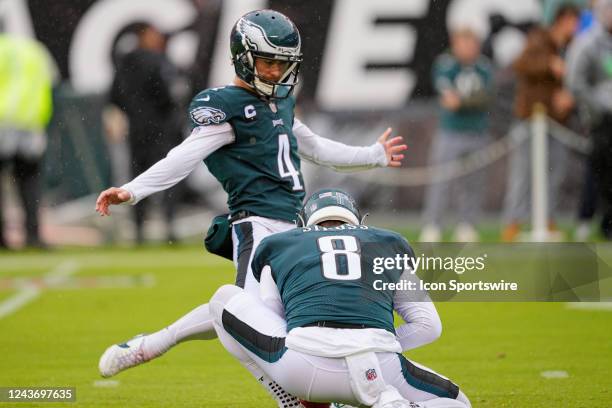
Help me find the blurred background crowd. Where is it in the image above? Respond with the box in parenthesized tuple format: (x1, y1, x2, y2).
(0, 0, 611, 248)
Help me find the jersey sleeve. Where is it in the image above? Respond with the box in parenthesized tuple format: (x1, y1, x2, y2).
(294, 119, 388, 171)
(120, 124, 233, 204)
(388, 232, 416, 272)
(393, 289, 442, 351)
(432, 53, 455, 94)
(188, 89, 230, 129)
(259, 266, 285, 318)
(388, 233, 442, 350)
(250, 238, 270, 282)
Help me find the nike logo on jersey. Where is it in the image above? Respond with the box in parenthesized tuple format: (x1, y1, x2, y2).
(195, 95, 211, 102)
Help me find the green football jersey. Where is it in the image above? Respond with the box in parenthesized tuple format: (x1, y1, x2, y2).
(433, 53, 493, 132)
(251, 224, 415, 332)
(188, 86, 305, 222)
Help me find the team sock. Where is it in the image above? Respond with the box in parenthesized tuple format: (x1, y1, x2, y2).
(141, 303, 217, 358)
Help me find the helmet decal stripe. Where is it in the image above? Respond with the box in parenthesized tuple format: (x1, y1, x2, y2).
(299, 188, 362, 227)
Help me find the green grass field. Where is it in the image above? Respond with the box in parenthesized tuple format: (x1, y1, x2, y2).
(1, 245, 611, 407)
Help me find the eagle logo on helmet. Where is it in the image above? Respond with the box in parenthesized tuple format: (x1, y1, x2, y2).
(190, 107, 226, 126)
(238, 18, 301, 56)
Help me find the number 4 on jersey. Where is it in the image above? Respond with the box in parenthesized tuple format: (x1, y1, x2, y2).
(277, 133, 303, 191)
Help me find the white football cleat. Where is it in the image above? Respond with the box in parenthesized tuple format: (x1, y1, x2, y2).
(99, 334, 149, 377)
(419, 224, 442, 242)
(453, 223, 479, 243)
(574, 222, 591, 241)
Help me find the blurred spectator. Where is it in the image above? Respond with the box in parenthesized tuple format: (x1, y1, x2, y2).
(542, 0, 587, 26)
(566, 0, 612, 239)
(570, 0, 600, 241)
(0, 33, 53, 249)
(420, 28, 493, 242)
(501, 5, 580, 241)
(110, 22, 183, 244)
(189, 0, 223, 92)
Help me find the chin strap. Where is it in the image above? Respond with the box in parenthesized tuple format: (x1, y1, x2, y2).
(360, 213, 370, 225)
(296, 213, 306, 228)
(253, 75, 275, 97)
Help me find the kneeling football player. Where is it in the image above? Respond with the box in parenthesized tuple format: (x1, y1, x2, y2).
(209, 189, 471, 408)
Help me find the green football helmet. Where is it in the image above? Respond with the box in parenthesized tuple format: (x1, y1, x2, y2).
(299, 189, 362, 227)
(230, 9, 302, 99)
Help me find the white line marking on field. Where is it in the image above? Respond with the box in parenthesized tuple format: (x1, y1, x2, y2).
(0, 274, 156, 290)
(46, 259, 80, 278)
(93, 380, 119, 388)
(540, 370, 569, 379)
(0, 260, 79, 320)
(566, 302, 612, 311)
(0, 286, 41, 319)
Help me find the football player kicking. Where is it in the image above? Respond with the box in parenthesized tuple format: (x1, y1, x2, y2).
(96, 10, 407, 408)
(208, 189, 471, 408)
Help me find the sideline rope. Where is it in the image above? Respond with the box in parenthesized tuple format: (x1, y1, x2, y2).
(345, 117, 590, 187)
(347, 130, 527, 187)
(548, 119, 592, 154)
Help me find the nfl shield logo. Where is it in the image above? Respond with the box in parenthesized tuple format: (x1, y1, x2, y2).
(365, 368, 377, 381)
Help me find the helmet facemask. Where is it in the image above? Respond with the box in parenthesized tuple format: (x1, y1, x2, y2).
(251, 54, 301, 99)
